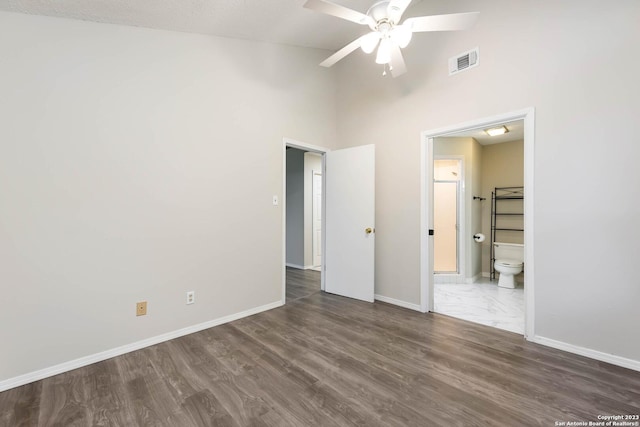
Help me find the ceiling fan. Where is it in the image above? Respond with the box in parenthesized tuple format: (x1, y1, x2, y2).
(304, 0, 479, 77)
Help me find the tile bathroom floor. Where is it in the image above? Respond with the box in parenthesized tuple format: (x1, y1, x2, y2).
(434, 277, 524, 334)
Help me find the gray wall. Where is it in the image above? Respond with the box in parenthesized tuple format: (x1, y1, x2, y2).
(335, 0, 640, 362)
(286, 148, 305, 267)
(0, 11, 337, 383)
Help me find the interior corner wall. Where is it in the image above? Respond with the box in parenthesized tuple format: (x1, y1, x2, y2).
(335, 0, 640, 363)
(480, 140, 524, 275)
(0, 11, 337, 385)
(286, 149, 305, 267)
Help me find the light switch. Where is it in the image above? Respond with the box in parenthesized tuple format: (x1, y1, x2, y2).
(273, 196, 279, 206)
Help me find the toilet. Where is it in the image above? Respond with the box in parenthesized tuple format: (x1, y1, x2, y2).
(493, 242, 524, 289)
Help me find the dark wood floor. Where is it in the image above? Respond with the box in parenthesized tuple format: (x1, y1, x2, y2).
(2, 271, 639, 426)
(285, 267, 320, 303)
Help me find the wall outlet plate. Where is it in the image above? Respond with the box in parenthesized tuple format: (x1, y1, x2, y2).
(186, 291, 195, 305)
(136, 301, 147, 316)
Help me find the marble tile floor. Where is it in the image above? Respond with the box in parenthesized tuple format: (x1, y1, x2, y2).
(434, 277, 524, 334)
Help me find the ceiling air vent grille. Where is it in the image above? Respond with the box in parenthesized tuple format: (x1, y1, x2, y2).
(449, 47, 479, 75)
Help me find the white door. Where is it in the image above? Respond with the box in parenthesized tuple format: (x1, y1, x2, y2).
(312, 171, 323, 268)
(324, 144, 375, 302)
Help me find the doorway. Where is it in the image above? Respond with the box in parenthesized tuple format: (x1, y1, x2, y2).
(420, 109, 535, 339)
(282, 139, 376, 305)
(284, 145, 324, 302)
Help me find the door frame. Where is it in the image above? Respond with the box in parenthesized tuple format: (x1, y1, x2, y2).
(282, 138, 329, 304)
(420, 108, 536, 340)
(433, 155, 464, 278)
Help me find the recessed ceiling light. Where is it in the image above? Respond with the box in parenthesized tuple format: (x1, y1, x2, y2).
(485, 126, 509, 136)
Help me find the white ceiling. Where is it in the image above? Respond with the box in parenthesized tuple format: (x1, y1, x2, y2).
(442, 120, 525, 145)
(0, 0, 425, 51)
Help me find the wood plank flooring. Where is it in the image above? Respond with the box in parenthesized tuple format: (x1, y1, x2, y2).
(285, 267, 320, 303)
(1, 270, 639, 426)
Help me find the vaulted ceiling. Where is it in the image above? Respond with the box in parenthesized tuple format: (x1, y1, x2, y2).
(0, 0, 427, 51)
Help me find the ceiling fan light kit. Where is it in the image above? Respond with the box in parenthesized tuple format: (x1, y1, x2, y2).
(304, 0, 479, 77)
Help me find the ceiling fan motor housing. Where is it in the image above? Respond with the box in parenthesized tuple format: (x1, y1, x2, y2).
(367, 1, 397, 28)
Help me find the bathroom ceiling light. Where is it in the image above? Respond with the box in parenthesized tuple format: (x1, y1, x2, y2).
(485, 126, 509, 136)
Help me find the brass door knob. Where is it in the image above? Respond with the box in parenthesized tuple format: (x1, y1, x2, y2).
(365, 227, 374, 234)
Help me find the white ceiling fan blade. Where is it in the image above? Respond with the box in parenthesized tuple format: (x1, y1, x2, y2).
(320, 36, 366, 67)
(389, 42, 407, 77)
(304, 0, 373, 26)
(387, 0, 412, 24)
(404, 12, 479, 32)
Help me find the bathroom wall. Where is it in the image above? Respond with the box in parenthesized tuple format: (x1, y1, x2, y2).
(286, 148, 305, 267)
(433, 137, 483, 282)
(480, 140, 525, 275)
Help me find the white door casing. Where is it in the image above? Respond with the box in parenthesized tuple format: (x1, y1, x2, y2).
(324, 144, 375, 302)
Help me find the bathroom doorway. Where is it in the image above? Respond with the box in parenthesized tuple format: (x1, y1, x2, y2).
(420, 109, 535, 338)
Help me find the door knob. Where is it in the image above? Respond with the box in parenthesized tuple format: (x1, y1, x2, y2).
(365, 227, 374, 234)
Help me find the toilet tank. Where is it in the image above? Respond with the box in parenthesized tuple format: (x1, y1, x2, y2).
(493, 242, 524, 262)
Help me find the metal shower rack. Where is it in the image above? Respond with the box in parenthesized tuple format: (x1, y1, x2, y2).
(490, 186, 524, 280)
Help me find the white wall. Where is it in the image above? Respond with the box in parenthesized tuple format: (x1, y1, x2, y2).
(0, 11, 337, 384)
(286, 148, 305, 267)
(304, 152, 323, 267)
(335, 0, 640, 363)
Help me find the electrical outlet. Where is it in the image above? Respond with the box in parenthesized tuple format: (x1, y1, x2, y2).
(136, 301, 147, 316)
(186, 291, 195, 305)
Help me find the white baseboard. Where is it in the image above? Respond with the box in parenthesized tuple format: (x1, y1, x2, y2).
(0, 300, 283, 393)
(530, 335, 640, 372)
(285, 263, 316, 270)
(465, 274, 481, 284)
(374, 294, 422, 312)
(285, 263, 305, 269)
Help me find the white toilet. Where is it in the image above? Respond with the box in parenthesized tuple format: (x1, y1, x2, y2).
(493, 242, 524, 289)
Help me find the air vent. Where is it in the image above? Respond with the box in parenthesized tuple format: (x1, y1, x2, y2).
(449, 47, 479, 75)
